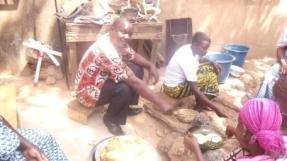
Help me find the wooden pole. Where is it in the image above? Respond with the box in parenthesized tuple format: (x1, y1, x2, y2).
(34, 52, 43, 85)
(156, 0, 160, 8)
(143, 0, 147, 15)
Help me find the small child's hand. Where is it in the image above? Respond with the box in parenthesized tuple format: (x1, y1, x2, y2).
(225, 125, 235, 138)
(184, 133, 198, 151)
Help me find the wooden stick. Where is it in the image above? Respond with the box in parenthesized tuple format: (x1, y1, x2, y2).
(143, 0, 147, 15)
(46, 52, 60, 66)
(23, 39, 62, 57)
(128, 0, 131, 8)
(156, 0, 160, 8)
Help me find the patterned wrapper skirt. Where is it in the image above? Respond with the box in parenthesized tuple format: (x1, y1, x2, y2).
(163, 64, 219, 99)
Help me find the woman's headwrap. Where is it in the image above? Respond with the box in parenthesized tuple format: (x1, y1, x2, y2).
(239, 98, 285, 158)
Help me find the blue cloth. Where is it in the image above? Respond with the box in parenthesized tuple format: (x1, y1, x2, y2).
(0, 118, 68, 161)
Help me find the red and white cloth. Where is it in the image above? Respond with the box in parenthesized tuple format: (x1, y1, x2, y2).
(74, 33, 135, 108)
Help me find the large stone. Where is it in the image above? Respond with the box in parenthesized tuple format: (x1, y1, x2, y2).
(173, 108, 199, 123)
(157, 132, 182, 153)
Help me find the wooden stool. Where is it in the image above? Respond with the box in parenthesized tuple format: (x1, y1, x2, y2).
(67, 99, 103, 124)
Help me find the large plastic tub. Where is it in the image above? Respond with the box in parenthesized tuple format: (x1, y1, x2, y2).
(205, 52, 236, 84)
(223, 43, 249, 67)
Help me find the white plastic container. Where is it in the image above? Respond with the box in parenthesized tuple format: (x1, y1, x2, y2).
(230, 65, 245, 77)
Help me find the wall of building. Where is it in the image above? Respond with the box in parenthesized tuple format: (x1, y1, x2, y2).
(159, 0, 287, 59)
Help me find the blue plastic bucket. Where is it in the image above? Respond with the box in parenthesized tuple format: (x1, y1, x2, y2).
(223, 43, 249, 67)
(205, 52, 236, 84)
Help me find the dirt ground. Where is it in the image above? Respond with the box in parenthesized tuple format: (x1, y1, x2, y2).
(0, 57, 275, 161)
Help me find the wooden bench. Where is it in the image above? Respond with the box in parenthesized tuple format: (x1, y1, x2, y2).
(67, 99, 104, 124)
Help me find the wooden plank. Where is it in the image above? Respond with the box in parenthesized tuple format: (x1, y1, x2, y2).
(65, 22, 163, 42)
(150, 40, 159, 65)
(66, 24, 102, 42)
(131, 32, 162, 40)
(132, 22, 163, 33)
(132, 22, 163, 28)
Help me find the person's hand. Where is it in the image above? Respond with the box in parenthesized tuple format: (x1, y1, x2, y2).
(23, 145, 48, 161)
(149, 65, 159, 84)
(160, 102, 173, 114)
(280, 64, 287, 75)
(216, 109, 227, 118)
(225, 124, 235, 138)
(184, 133, 199, 151)
(213, 103, 227, 118)
(210, 61, 222, 75)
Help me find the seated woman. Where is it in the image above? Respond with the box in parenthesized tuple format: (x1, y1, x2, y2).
(184, 98, 287, 161)
(0, 115, 68, 161)
(162, 32, 226, 117)
(273, 75, 287, 129)
(257, 28, 287, 99)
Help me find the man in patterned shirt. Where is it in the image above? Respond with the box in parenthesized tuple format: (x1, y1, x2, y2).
(74, 17, 172, 135)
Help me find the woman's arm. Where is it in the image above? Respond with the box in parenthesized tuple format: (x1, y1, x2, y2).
(184, 134, 205, 161)
(277, 46, 287, 75)
(189, 81, 226, 117)
(1, 116, 48, 161)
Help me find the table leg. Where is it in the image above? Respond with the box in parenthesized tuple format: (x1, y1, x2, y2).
(150, 40, 159, 65)
(66, 42, 77, 89)
(34, 56, 42, 85)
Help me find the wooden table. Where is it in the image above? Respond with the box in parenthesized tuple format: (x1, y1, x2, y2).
(63, 22, 163, 89)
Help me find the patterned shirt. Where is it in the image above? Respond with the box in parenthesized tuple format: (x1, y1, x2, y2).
(74, 33, 135, 108)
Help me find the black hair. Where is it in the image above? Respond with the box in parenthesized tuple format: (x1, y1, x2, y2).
(112, 17, 131, 30)
(191, 32, 211, 45)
